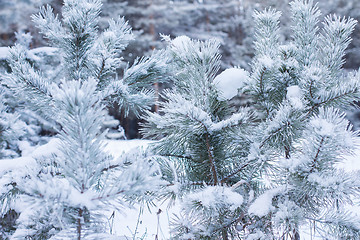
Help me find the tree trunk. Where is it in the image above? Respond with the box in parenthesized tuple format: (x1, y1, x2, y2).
(77, 208, 83, 240)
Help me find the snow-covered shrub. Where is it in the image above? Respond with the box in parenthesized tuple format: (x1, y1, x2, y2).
(1, 0, 167, 239)
(143, 0, 360, 239)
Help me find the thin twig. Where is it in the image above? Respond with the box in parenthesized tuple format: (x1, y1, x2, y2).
(310, 137, 325, 173)
(77, 208, 83, 240)
(220, 163, 250, 184)
(185, 114, 219, 185)
(205, 132, 218, 185)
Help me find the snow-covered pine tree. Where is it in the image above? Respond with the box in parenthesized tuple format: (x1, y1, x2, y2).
(142, 35, 254, 239)
(143, 0, 360, 239)
(1, 0, 166, 238)
(244, 2, 360, 238)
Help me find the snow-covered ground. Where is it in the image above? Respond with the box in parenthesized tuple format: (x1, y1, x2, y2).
(1, 138, 360, 239)
(103, 138, 360, 240)
(0, 139, 173, 239)
(104, 139, 174, 240)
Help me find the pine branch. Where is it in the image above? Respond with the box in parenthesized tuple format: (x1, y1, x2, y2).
(205, 132, 218, 185)
(259, 126, 283, 149)
(220, 162, 250, 184)
(307, 86, 359, 117)
(91, 190, 125, 201)
(309, 79, 315, 99)
(186, 113, 219, 185)
(213, 214, 244, 235)
(309, 136, 325, 172)
(164, 154, 193, 160)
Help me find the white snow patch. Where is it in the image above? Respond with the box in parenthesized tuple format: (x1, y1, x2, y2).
(185, 186, 243, 211)
(248, 186, 286, 217)
(286, 85, 303, 109)
(104, 139, 152, 159)
(309, 118, 335, 137)
(0, 47, 10, 60)
(171, 35, 191, 49)
(0, 157, 36, 176)
(68, 187, 97, 210)
(307, 172, 339, 187)
(30, 138, 61, 159)
(17, 141, 35, 157)
(106, 132, 125, 140)
(214, 68, 250, 100)
(29, 47, 58, 56)
(258, 55, 274, 69)
(210, 111, 249, 132)
(103, 119, 120, 128)
(337, 137, 360, 171)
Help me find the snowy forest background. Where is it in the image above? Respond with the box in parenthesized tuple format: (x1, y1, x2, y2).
(3, 0, 360, 138)
(2, 0, 360, 239)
